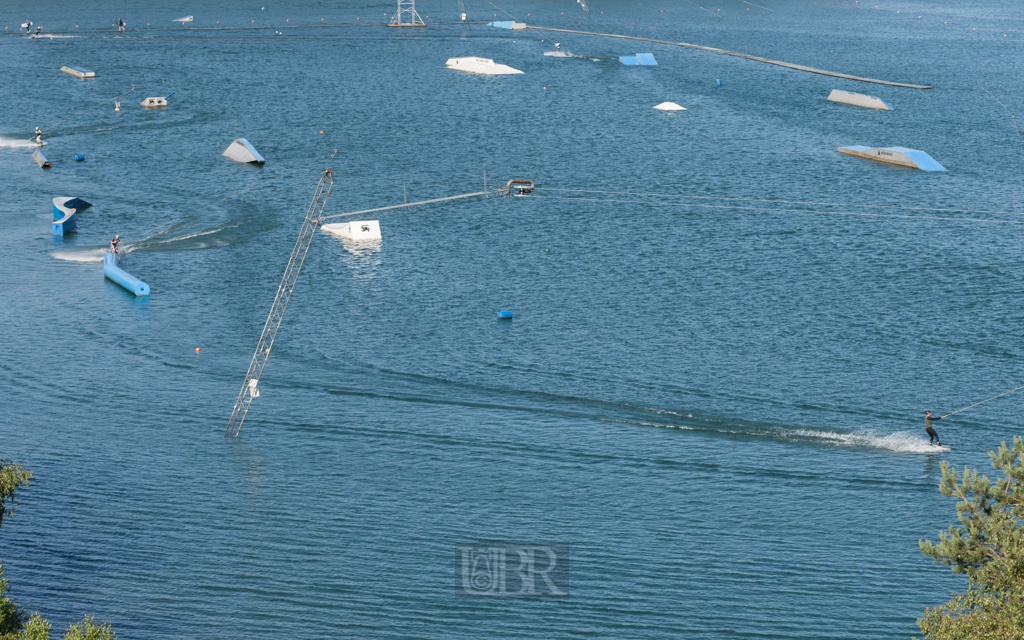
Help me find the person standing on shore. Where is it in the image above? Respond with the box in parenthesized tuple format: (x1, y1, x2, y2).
(924, 411, 943, 446)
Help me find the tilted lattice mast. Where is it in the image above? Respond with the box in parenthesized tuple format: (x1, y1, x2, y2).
(225, 169, 334, 437)
(389, 0, 425, 26)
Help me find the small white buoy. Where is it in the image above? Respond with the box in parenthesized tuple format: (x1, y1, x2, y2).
(114, 101, 120, 112)
(653, 102, 686, 111)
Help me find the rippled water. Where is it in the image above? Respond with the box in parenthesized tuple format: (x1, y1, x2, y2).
(2, 0, 1023, 637)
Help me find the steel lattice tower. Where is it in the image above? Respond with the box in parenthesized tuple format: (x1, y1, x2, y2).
(389, 0, 425, 26)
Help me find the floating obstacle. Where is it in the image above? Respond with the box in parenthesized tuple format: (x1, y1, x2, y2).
(489, 21, 526, 30)
(73, 154, 85, 162)
(827, 89, 893, 110)
(446, 57, 524, 75)
(222, 138, 266, 164)
(32, 149, 51, 169)
(60, 66, 95, 79)
(620, 53, 657, 66)
(654, 102, 686, 111)
(321, 220, 381, 241)
(52, 197, 91, 235)
(498, 311, 513, 319)
(141, 92, 173, 108)
(838, 146, 946, 171)
(173, 15, 194, 23)
(103, 253, 149, 296)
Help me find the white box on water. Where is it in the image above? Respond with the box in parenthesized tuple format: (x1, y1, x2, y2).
(322, 220, 382, 241)
(827, 89, 892, 110)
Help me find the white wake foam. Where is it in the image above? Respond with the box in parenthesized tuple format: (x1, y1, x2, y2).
(0, 136, 38, 149)
(51, 248, 107, 263)
(791, 429, 946, 453)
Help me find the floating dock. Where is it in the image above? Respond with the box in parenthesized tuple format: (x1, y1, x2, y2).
(827, 89, 892, 110)
(446, 57, 523, 75)
(60, 66, 95, 79)
(104, 253, 149, 296)
(52, 197, 91, 235)
(654, 102, 686, 111)
(32, 149, 51, 169)
(222, 138, 266, 164)
(173, 15, 194, 23)
(838, 146, 946, 171)
(141, 96, 168, 107)
(322, 220, 382, 241)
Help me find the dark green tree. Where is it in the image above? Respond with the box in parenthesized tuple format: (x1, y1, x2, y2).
(917, 436, 1024, 639)
(0, 461, 32, 529)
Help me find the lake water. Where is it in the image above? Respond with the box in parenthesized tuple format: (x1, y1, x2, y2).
(2, 1, 1023, 637)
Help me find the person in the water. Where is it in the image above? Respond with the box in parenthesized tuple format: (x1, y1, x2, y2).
(924, 411, 943, 446)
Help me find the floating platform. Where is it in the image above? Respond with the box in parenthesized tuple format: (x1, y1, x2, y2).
(489, 21, 526, 30)
(173, 15, 193, 23)
(620, 53, 657, 66)
(141, 96, 168, 108)
(60, 66, 95, 79)
(654, 102, 686, 111)
(322, 220, 381, 241)
(838, 146, 946, 171)
(104, 253, 149, 296)
(446, 57, 523, 75)
(32, 149, 51, 169)
(827, 89, 892, 110)
(52, 197, 91, 235)
(222, 138, 266, 164)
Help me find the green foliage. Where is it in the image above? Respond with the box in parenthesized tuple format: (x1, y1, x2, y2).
(13, 612, 51, 640)
(917, 436, 1024, 640)
(61, 616, 115, 640)
(0, 566, 26, 637)
(0, 460, 32, 529)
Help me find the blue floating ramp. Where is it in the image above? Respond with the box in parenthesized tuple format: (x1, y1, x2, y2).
(52, 197, 91, 235)
(104, 253, 149, 296)
(838, 145, 946, 171)
(488, 21, 525, 29)
(620, 53, 657, 66)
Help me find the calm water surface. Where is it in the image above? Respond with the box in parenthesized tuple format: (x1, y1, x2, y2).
(2, 1, 1023, 638)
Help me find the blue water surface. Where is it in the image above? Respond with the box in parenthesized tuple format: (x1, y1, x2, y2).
(2, 0, 1023, 638)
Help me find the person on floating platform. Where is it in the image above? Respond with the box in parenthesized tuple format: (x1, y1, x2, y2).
(924, 411, 943, 446)
(24, 20, 31, 33)
(110, 235, 121, 254)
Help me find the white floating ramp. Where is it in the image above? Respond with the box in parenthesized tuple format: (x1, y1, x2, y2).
(32, 149, 51, 169)
(173, 15, 194, 23)
(838, 146, 946, 171)
(827, 89, 892, 110)
(322, 220, 382, 241)
(222, 138, 266, 164)
(489, 21, 526, 30)
(446, 57, 523, 75)
(654, 102, 686, 111)
(52, 197, 91, 235)
(60, 66, 95, 79)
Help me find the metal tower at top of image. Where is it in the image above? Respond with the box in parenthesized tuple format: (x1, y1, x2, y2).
(389, 0, 426, 26)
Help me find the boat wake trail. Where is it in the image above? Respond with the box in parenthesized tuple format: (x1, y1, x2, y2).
(0, 136, 37, 149)
(51, 247, 107, 263)
(790, 429, 947, 454)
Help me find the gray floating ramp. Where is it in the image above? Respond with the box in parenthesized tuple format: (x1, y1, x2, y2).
(222, 138, 265, 164)
(32, 149, 51, 169)
(60, 66, 95, 79)
(838, 146, 946, 171)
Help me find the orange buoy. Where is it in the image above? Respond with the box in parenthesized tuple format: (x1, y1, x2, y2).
(196, 347, 201, 354)
(320, 130, 324, 134)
